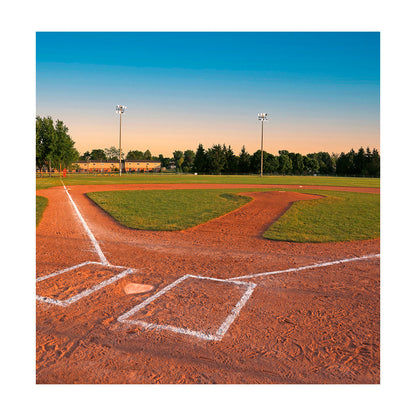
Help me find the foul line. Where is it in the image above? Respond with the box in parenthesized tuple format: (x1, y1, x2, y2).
(61, 180, 108, 265)
(227, 253, 380, 281)
(37, 181, 137, 308)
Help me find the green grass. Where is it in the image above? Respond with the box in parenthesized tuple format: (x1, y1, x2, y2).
(36, 176, 63, 190)
(87, 187, 379, 242)
(36, 195, 48, 226)
(87, 189, 252, 231)
(36, 173, 380, 190)
(263, 190, 380, 242)
(36, 174, 380, 241)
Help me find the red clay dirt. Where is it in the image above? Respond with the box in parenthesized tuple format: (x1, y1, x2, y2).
(36, 183, 380, 384)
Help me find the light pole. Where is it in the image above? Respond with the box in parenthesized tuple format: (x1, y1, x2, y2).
(258, 113, 268, 177)
(116, 105, 127, 176)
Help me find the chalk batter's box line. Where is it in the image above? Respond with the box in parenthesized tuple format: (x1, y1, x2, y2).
(36, 261, 136, 307)
(117, 274, 257, 342)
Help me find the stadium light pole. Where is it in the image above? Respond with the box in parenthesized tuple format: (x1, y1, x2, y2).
(116, 105, 127, 176)
(258, 113, 268, 177)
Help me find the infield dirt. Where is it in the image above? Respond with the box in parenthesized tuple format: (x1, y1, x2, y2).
(36, 183, 379, 383)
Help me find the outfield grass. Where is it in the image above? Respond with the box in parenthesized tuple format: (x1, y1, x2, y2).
(36, 196, 48, 226)
(36, 177, 63, 190)
(36, 173, 380, 190)
(87, 187, 379, 242)
(263, 190, 380, 242)
(36, 174, 380, 241)
(87, 189, 252, 231)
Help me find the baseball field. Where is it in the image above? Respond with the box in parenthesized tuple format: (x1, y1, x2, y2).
(36, 174, 380, 384)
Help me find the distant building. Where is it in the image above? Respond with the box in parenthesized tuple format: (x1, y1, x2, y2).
(124, 160, 161, 172)
(75, 159, 161, 173)
(76, 160, 119, 173)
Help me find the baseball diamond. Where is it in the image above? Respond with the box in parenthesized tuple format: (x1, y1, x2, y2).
(36, 181, 380, 384)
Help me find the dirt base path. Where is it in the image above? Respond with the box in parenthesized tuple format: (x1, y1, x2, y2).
(36, 183, 380, 384)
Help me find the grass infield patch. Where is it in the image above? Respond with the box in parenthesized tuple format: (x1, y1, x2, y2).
(36, 196, 48, 226)
(87, 188, 379, 242)
(87, 189, 252, 231)
(263, 190, 380, 242)
(36, 175, 379, 240)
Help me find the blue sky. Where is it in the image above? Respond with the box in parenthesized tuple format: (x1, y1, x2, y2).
(36, 32, 380, 156)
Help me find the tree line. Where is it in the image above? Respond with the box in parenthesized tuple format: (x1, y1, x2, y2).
(36, 116, 379, 177)
(78, 148, 160, 162)
(161, 144, 380, 177)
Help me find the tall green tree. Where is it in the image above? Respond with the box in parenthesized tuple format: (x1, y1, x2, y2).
(250, 150, 279, 174)
(50, 120, 79, 169)
(336, 152, 348, 175)
(143, 149, 152, 160)
(223, 145, 238, 174)
(158, 154, 170, 168)
(105, 146, 123, 161)
(90, 149, 107, 161)
(316, 152, 336, 174)
(173, 150, 184, 172)
(354, 147, 366, 175)
(368, 148, 380, 177)
(126, 150, 144, 160)
(265, 152, 279, 173)
(182, 149, 195, 172)
(304, 155, 319, 174)
(206, 144, 226, 174)
(193, 144, 207, 173)
(292, 153, 304, 174)
(249, 150, 262, 174)
(238, 146, 251, 173)
(279, 153, 292, 174)
(36, 117, 79, 170)
(36, 116, 56, 170)
(79, 151, 91, 161)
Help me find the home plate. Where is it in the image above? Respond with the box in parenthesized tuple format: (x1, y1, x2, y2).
(124, 283, 154, 295)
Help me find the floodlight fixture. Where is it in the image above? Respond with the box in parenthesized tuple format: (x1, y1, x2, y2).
(116, 105, 127, 176)
(116, 105, 127, 114)
(258, 113, 268, 177)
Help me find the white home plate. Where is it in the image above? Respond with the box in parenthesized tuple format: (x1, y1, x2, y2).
(124, 283, 154, 295)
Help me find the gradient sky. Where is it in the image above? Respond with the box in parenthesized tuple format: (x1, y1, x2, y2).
(36, 32, 380, 157)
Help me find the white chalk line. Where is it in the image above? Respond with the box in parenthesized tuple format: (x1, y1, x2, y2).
(36, 261, 97, 282)
(60, 180, 108, 265)
(118, 275, 190, 321)
(118, 274, 257, 342)
(36, 180, 137, 307)
(227, 253, 380, 281)
(36, 263, 137, 307)
(215, 282, 256, 340)
(117, 254, 379, 341)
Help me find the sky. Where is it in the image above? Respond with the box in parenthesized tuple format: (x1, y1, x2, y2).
(36, 32, 380, 157)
